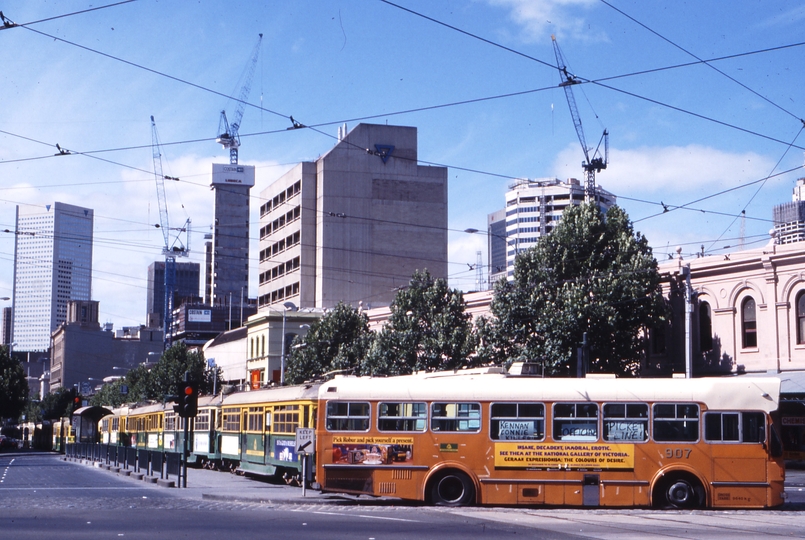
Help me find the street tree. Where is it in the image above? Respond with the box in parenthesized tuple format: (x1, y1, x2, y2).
(285, 302, 372, 384)
(0, 345, 28, 421)
(487, 203, 666, 376)
(363, 270, 479, 375)
(139, 342, 214, 400)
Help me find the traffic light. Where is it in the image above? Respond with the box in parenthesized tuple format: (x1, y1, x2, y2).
(176, 382, 198, 418)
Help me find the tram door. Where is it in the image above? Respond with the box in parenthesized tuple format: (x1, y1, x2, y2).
(243, 407, 267, 465)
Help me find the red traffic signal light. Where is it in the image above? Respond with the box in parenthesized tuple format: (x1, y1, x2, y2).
(177, 382, 198, 418)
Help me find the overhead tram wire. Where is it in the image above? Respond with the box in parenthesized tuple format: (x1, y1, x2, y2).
(704, 124, 805, 254)
(599, 0, 805, 125)
(0, 1, 136, 30)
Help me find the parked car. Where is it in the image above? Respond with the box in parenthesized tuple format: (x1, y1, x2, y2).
(0, 434, 18, 451)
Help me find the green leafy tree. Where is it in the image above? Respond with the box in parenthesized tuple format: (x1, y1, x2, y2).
(90, 378, 128, 408)
(39, 387, 78, 420)
(363, 270, 479, 375)
(136, 342, 214, 401)
(487, 203, 667, 376)
(0, 345, 28, 421)
(285, 302, 372, 384)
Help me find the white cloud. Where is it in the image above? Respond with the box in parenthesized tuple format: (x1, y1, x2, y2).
(486, 0, 603, 42)
(551, 143, 775, 195)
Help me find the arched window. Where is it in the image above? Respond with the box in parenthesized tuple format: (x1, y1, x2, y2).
(250, 337, 254, 359)
(261, 335, 266, 357)
(699, 302, 713, 352)
(741, 297, 757, 349)
(797, 291, 805, 345)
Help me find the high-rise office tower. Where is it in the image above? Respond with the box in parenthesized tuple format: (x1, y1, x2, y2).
(12, 202, 94, 352)
(207, 164, 253, 310)
(146, 261, 201, 328)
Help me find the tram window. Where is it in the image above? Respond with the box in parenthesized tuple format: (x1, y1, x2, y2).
(164, 412, 176, 431)
(653, 403, 699, 442)
(195, 411, 210, 431)
(274, 405, 300, 434)
(431, 402, 481, 432)
(490, 403, 544, 441)
(222, 408, 241, 431)
(603, 403, 648, 442)
(704, 411, 765, 443)
(378, 402, 427, 432)
(553, 403, 599, 442)
(326, 402, 370, 431)
(247, 407, 265, 432)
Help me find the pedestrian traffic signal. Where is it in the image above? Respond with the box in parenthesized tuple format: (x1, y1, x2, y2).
(176, 382, 198, 418)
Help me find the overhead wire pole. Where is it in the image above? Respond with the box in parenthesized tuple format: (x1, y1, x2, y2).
(551, 36, 608, 205)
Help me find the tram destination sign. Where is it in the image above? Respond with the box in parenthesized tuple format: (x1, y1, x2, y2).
(494, 442, 635, 470)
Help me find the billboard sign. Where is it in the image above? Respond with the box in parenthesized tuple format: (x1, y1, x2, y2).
(188, 309, 212, 323)
(212, 163, 255, 187)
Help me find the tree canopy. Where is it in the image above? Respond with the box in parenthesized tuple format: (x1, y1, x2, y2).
(0, 346, 28, 421)
(486, 203, 666, 376)
(285, 302, 372, 384)
(363, 270, 479, 375)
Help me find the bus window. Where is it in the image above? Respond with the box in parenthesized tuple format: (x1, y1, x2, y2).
(553, 403, 598, 442)
(431, 403, 481, 432)
(326, 402, 370, 431)
(490, 403, 544, 441)
(704, 411, 765, 443)
(653, 403, 699, 442)
(603, 403, 648, 442)
(378, 402, 427, 432)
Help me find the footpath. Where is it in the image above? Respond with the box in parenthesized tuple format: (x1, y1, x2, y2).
(62, 452, 377, 506)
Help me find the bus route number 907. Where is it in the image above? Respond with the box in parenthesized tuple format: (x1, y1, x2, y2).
(664, 448, 692, 459)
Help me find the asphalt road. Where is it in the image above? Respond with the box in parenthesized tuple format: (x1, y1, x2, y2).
(5, 451, 805, 539)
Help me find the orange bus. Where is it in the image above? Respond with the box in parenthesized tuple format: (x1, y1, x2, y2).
(315, 366, 785, 508)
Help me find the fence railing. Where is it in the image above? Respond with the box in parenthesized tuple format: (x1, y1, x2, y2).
(65, 443, 180, 482)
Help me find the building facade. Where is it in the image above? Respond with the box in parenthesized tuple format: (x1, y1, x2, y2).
(12, 202, 93, 352)
(257, 123, 448, 311)
(488, 178, 616, 280)
(146, 261, 201, 328)
(207, 164, 253, 311)
(1, 306, 10, 346)
(50, 300, 163, 392)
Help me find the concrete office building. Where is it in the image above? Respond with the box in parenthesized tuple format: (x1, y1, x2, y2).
(207, 163, 254, 311)
(146, 261, 201, 328)
(12, 202, 93, 352)
(1, 306, 10, 346)
(488, 178, 616, 279)
(50, 300, 163, 392)
(257, 123, 448, 310)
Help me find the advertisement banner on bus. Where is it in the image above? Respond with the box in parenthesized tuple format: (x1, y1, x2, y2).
(494, 442, 634, 469)
(331, 436, 414, 465)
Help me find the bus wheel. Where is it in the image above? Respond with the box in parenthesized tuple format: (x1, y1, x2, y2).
(429, 471, 475, 506)
(655, 474, 705, 509)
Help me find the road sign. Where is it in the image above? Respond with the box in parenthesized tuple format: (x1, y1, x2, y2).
(295, 427, 315, 455)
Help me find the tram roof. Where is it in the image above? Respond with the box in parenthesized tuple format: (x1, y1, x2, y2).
(221, 383, 320, 406)
(320, 370, 781, 413)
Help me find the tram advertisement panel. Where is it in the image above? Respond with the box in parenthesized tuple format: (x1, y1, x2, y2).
(331, 436, 414, 465)
(494, 442, 634, 469)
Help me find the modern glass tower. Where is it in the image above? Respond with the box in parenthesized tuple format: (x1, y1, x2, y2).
(12, 202, 94, 352)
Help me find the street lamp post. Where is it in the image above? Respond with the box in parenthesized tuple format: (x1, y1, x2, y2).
(279, 301, 298, 385)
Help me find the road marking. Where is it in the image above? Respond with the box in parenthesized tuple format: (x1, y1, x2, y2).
(0, 487, 148, 491)
(310, 510, 418, 522)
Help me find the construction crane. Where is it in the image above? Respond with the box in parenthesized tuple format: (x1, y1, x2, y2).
(551, 35, 608, 204)
(216, 34, 263, 165)
(151, 115, 190, 349)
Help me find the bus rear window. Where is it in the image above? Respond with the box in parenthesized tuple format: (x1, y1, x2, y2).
(490, 403, 544, 440)
(378, 402, 427, 432)
(704, 411, 765, 443)
(603, 403, 648, 442)
(326, 402, 370, 431)
(653, 403, 699, 442)
(431, 403, 481, 432)
(553, 403, 598, 442)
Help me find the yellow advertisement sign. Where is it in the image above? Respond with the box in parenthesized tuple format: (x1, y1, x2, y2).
(494, 442, 634, 469)
(332, 436, 414, 445)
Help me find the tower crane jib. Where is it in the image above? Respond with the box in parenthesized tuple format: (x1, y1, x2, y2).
(216, 33, 263, 165)
(551, 36, 608, 204)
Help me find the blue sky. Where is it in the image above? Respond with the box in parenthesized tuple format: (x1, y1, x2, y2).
(1, 0, 804, 327)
